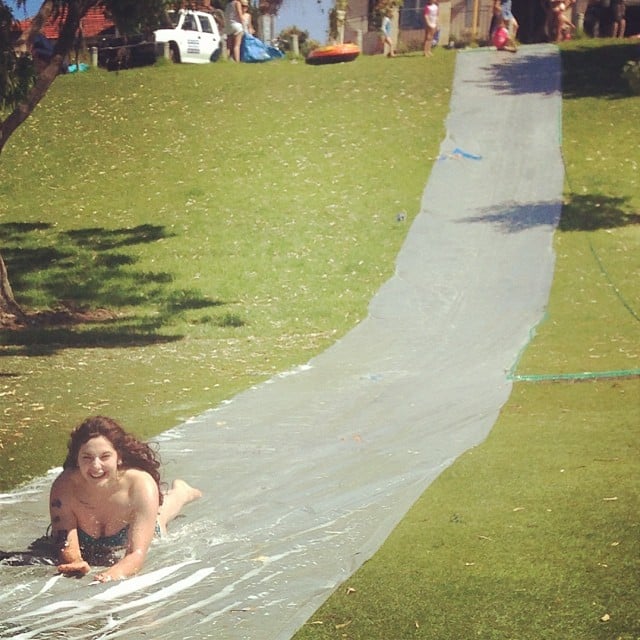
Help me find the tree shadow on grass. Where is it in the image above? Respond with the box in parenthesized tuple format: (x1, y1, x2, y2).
(458, 193, 639, 233)
(0, 222, 228, 354)
(559, 193, 640, 231)
(560, 43, 640, 100)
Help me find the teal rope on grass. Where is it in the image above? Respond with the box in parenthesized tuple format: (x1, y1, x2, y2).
(506, 237, 640, 383)
(589, 237, 640, 323)
(508, 368, 640, 382)
(507, 321, 640, 381)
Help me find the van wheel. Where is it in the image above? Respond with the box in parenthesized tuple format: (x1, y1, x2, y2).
(210, 42, 222, 62)
(169, 42, 181, 63)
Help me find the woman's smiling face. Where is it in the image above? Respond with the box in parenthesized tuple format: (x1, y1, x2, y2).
(77, 436, 120, 484)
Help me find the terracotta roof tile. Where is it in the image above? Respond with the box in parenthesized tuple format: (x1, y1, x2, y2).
(17, 5, 114, 41)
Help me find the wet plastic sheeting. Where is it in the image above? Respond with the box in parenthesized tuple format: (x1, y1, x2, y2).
(0, 45, 563, 639)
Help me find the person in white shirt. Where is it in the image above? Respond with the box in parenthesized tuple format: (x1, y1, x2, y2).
(423, 0, 438, 57)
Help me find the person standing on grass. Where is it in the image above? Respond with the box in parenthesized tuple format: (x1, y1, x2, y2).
(612, 0, 626, 37)
(242, 0, 255, 35)
(380, 10, 396, 57)
(546, 0, 575, 41)
(224, 0, 245, 62)
(49, 416, 201, 583)
(424, 0, 438, 57)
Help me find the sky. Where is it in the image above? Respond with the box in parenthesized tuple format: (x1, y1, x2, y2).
(7, 0, 40, 18)
(8, 0, 335, 42)
(275, 0, 333, 42)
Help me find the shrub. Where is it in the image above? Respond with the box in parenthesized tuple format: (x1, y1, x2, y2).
(622, 59, 640, 95)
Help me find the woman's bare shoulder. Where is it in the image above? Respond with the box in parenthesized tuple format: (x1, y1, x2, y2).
(50, 468, 77, 490)
(49, 469, 81, 504)
(121, 468, 159, 495)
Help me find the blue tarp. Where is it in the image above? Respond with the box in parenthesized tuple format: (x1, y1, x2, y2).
(240, 33, 284, 63)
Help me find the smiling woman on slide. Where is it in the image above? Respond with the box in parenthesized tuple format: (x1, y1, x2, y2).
(49, 416, 201, 583)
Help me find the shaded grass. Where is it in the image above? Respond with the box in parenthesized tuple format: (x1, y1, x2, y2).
(0, 51, 455, 488)
(292, 40, 640, 640)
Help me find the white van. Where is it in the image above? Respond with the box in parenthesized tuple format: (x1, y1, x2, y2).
(154, 10, 222, 64)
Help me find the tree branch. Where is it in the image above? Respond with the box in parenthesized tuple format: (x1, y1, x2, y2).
(0, 1, 94, 154)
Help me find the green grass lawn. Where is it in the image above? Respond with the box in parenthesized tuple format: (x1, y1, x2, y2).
(0, 50, 455, 488)
(1, 39, 638, 640)
(292, 40, 640, 640)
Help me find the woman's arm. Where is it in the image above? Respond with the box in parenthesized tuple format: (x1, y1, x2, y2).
(50, 473, 91, 576)
(93, 472, 159, 582)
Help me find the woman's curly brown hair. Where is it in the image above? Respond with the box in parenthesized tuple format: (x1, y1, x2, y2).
(63, 416, 164, 505)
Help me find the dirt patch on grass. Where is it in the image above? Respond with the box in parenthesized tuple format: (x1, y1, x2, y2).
(0, 304, 119, 331)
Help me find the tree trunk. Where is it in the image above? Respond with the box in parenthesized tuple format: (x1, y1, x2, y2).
(0, 252, 26, 325)
(0, 1, 99, 326)
(0, 53, 67, 152)
(0, 1, 90, 154)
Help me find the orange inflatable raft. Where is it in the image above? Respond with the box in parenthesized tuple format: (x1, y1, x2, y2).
(306, 43, 360, 65)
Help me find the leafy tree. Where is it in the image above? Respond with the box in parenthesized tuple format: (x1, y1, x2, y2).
(370, 0, 403, 30)
(0, 0, 169, 326)
(276, 25, 319, 56)
(257, 0, 283, 15)
(0, 3, 34, 110)
(277, 24, 309, 47)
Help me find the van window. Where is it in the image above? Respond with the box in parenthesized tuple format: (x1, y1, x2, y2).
(182, 15, 198, 31)
(198, 15, 214, 34)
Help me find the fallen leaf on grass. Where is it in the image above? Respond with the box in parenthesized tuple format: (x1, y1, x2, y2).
(345, 586, 356, 595)
(600, 613, 610, 622)
(602, 496, 618, 501)
(335, 621, 352, 630)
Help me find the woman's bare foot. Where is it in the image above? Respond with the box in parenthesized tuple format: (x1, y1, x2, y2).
(158, 479, 202, 533)
(172, 479, 203, 502)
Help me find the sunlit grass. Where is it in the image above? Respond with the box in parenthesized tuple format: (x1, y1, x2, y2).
(0, 51, 455, 488)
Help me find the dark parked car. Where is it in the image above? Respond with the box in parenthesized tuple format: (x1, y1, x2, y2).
(96, 34, 157, 71)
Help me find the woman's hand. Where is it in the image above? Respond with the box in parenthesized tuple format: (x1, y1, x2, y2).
(93, 570, 121, 583)
(57, 559, 91, 576)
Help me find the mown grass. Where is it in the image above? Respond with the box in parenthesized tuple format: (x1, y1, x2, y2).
(0, 50, 455, 488)
(293, 40, 640, 640)
(1, 39, 638, 640)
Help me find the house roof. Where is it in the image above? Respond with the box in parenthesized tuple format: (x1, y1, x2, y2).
(17, 6, 114, 41)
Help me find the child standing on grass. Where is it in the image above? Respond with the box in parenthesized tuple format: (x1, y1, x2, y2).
(380, 10, 396, 57)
